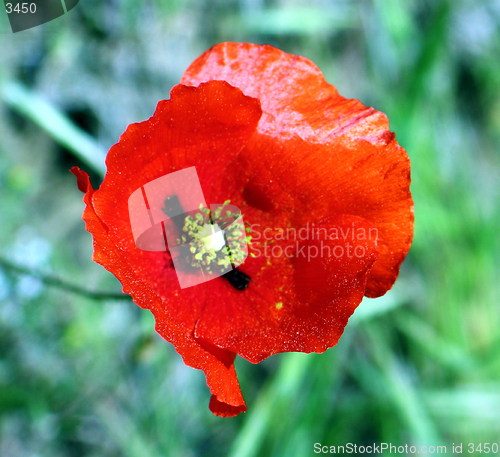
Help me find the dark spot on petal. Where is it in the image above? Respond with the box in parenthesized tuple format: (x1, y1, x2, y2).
(223, 268, 250, 290)
(243, 183, 275, 212)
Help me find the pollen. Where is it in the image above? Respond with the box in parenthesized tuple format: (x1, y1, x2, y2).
(177, 202, 250, 273)
(198, 223, 226, 251)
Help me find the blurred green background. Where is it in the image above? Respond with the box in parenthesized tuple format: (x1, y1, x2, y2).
(0, 0, 498, 456)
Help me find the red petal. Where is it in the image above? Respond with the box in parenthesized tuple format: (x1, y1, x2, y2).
(194, 214, 378, 363)
(71, 166, 246, 414)
(182, 42, 392, 145)
(182, 42, 413, 297)
(70, 80, 263, 415)
(191, 129, 410, 362)
(209, 395, 246, 417)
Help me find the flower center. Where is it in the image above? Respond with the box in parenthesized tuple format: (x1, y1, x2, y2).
(177, 203, 250, 276)
(198, 223, 226, 251)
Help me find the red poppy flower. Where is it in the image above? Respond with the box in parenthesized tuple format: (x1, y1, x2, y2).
(72, 42, 413, 417)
